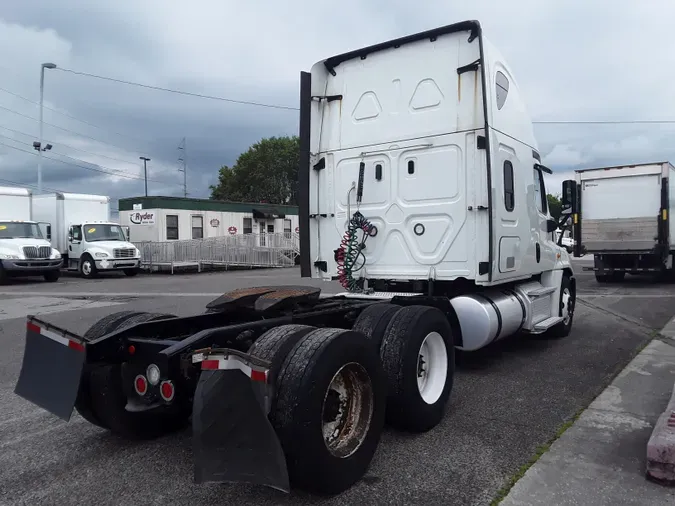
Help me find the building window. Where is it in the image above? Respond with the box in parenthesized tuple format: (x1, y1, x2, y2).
(503, 160, 515, 212)
(191, 215, 203, 239)
(243, 217, 253, 234)
(284, 219, 292, 238)
(496, 71, 509, 110)
(166, 215, 179, 240)
(533, 167, 548, 214)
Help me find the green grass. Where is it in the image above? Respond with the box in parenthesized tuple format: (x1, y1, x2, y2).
(489, 410, 583, 506)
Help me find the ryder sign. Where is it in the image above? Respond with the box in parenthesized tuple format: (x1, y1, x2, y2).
(129, 211, 155, 225)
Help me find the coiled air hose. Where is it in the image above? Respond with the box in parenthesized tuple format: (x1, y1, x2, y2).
(336, 211, 374, 291)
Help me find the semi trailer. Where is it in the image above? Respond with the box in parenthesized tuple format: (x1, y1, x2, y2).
(14, 20, 576, 495)
(0, 186, 63, 284)
(561, 161, 675, 282)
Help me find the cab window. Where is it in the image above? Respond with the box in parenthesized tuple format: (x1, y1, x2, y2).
(533, 168, 548, 214)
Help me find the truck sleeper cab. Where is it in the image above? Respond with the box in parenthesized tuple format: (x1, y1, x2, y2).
(14, 20, 576, 496)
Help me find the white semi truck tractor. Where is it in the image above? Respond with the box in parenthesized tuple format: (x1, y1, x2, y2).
(15, 20, 576, 496)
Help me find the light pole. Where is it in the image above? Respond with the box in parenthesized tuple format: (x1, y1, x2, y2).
(140, 157, 151, 196)
(38, 62, 56, 194)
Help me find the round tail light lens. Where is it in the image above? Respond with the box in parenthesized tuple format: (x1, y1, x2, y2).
(134, 375, 148, 396)
(160, 380, 174, 402)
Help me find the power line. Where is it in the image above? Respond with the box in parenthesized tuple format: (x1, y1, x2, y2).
(0, 124, 146, 167)
(55, 67, 299, 111)
(0, 86, 146, 145)
(533, 119, 675, 125)
(0, 138, 179, 185)
(0, 104, 151, 156)
(0, 176, 64, 193)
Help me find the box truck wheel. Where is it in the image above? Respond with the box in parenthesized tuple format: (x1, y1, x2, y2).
(79, 254, 98, 279)
(379, 305, 455, 432)
(123, 268, 139, 277)
(271, 327, 386, 494)
(352, 303, 401, 349)
(43, 270, 60, 283)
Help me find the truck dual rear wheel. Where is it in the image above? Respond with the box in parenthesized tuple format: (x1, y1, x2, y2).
(76, 311, 188, 439)
(379, 305, 455, 432)
(271, 327, 386, 495)
(352, 303, 401, 349)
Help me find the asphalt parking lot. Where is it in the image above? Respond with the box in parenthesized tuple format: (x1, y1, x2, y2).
(1, 259, 674, 506)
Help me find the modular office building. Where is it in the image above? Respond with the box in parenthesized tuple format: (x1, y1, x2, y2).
(118, 196, 299, 243)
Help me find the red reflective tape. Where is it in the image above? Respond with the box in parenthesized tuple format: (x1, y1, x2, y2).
(251, 370, 267, 382)
(27, 321, 41, 334)
(201, 359, 219, 370)
(68, 340, 85, 352)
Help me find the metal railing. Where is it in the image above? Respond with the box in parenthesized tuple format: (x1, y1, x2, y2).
(133, 232, 300, 273)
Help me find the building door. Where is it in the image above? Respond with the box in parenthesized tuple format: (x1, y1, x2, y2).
(259, 221, 266, 246)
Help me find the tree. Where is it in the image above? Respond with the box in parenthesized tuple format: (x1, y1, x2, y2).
(547, 193, 562, 221)
(210, 136, 300, 204)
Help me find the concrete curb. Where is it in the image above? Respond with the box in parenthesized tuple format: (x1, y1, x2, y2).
(646, 316, 675, 485)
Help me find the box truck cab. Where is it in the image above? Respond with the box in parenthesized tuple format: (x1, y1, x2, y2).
(0, 186, 62, 284)
(32, 192, 141, 279)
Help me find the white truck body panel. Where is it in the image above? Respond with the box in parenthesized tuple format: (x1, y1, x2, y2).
(304, 22, 565, 286)
(0, 186, 32, 221)
(575, 162, 674, 251)
(33, 193, 111, 254)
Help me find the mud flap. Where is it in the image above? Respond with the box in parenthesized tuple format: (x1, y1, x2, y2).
(192, 369, 290, 492)
(14, 320, 86, 421)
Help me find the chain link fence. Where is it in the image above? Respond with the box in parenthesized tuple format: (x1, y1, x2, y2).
(133, 232, 300, 274)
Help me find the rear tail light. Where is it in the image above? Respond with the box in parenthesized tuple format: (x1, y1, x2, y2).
(134, 375, 148, 396)
(160, 380, 174, 402)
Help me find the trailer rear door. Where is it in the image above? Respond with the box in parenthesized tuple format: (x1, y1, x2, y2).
(580, 165, 662, 251)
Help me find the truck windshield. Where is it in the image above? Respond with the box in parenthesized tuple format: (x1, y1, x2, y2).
(0, 222, 44, 239)
(84, 224, 126, 242)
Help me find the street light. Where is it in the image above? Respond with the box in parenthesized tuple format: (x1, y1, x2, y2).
(38, 62, 57, 194)
(140, 156, 151, 196)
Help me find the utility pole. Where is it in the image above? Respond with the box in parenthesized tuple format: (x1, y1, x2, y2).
(139, 156, 150, 196)
(177, 137, 187, 197)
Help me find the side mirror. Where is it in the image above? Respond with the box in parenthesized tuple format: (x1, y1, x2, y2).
(561, 180, 578, 214)
(122, 226, 130, 241)
(546, 218, 558, 233)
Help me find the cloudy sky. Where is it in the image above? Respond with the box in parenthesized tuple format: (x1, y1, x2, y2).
(0, 0, 673, 217)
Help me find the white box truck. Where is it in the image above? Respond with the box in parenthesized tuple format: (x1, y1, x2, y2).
(0, 186, 63, 284)
(561, 161, 675, 282)
(32, 192, 141, 279)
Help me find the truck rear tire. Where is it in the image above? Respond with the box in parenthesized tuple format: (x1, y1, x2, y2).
(247, 324, 315, 383)
(379, 305, 455, 432)
(271, 327, 386, 495)
(43, 270, 60, 282)
(124, 268, 139, 277)
(76, 311, 185, 438)
(352, 303, 401, 349)
(75, 311, 141, 428)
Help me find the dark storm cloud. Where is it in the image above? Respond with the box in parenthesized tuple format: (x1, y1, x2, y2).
(1, 0, 674, 206)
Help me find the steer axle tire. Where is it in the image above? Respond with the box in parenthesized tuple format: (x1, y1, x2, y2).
(271, 327, 386, 495)
(380, 305, 455, 433)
